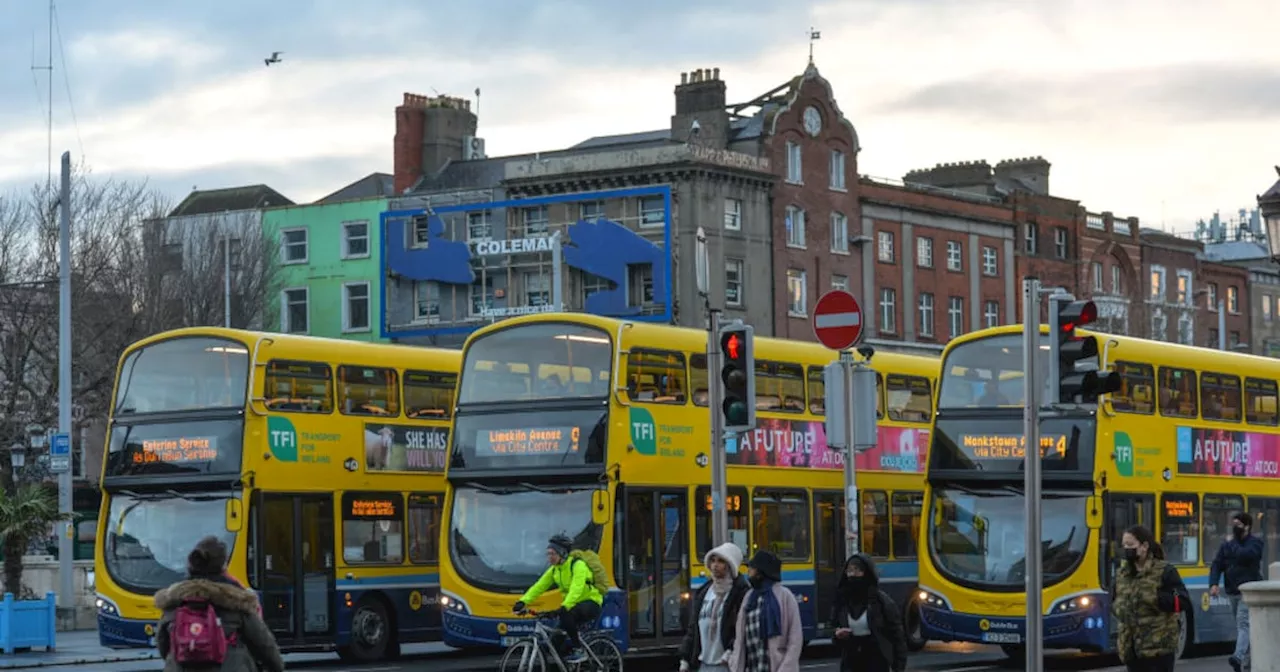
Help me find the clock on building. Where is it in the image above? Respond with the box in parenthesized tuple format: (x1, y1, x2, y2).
(803, 106, 822, 136)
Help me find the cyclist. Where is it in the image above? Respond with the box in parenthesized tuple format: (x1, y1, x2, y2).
(513, 534, 603, 664)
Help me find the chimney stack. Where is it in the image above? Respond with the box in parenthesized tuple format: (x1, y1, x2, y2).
(393, 93, 478, 194)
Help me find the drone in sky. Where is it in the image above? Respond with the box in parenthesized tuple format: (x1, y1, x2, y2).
(264, 52, 284, 66)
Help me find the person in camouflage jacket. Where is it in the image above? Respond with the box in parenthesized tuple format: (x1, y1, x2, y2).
(1111, 525, 1190, 672)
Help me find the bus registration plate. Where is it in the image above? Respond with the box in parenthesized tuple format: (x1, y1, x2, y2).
(981, 632, 1021, 644)
(500, 637, 520, 647)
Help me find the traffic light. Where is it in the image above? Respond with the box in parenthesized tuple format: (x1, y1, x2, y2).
(1050, 299, 1121, 404)
(719, 322, 756, 433)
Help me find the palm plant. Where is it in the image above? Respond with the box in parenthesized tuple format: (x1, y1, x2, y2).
(0, 484, 71, 597)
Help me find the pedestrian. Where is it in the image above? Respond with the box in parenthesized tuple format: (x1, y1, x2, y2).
(831, 554, 907, 672)
(727, 550, 803, 672)
(1209, 512, 1265, 672)
(155, 536, 285, 672)
(1111, 525, 1190, 672)
(678, 542, 750, 672)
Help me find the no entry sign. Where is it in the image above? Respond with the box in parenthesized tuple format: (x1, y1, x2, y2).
(812, 290, 864, 350)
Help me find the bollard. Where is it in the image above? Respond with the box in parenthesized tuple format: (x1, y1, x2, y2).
(1239, 571, 1280, 672)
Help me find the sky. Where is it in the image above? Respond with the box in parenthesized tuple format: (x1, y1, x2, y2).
(1, 0, 1278, 233)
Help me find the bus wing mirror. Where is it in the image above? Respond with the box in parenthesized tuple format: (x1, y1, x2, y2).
(226, 499, 244, 532)
(592, 489, 610, 525)
(1085, 496, 1102, 530)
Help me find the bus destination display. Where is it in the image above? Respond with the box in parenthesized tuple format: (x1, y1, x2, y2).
(958, 432, 1069, 461)
(348, 498, 398, 519)
(475, 426, 580, 457)
(131, 437, 218, 465)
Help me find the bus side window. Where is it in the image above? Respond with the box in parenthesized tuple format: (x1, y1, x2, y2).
(885, 375, 932, 423)
(695, 485, 749, 558)
(860, 491, 890, 558)
(1202, 494, 1245, 568)
(690, 354, 709, 407)
(338, 366, 400, 417)
(890, 491, 923, 559)
(755, 361, 805, 413)
(807, 366, 825, 416)
(752, 488, 810, 561)
(404, 370, 457, 420)
(1159, 493, 1200, 566)
(264, 360, 333, 414)
(1200, 372, 1242, 423)
(876, 373, 885, 420)
(1110, 360, 1155, 414)
(1245, 377, 1279, 426)
(407, 493, 443, 565)
(1157, 367, 1198, 419)
(341, 492, 405, 565)
(626, 349, 687, 404)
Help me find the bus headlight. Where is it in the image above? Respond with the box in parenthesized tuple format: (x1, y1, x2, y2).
(916, 588, 951, 611)
(95, 595, 120, 616)
(439, 593, 470, 614)
(1049, 595, 1096, 614)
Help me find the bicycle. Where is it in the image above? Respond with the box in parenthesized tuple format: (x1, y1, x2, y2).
(499, 608, 624, 672)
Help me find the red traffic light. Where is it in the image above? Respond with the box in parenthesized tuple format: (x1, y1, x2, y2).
(723, 333, 742, 360)
(1059, 300, 1098, 333)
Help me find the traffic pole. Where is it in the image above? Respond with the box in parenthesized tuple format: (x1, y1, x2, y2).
(57, 152, 73, 612)
(708, 309, 728, 547)
(1022, 277, 1043, 672)
(840, 351, 857, 559)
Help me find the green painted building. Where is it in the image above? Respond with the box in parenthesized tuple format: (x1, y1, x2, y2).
(261, 195, 387, 341)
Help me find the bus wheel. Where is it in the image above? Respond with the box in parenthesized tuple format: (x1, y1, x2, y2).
(1176, 611, 1191, 659)
(341, 598, 392, 662)
(904, 602, 927, 652)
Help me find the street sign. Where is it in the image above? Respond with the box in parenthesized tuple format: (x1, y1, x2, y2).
(812, 290, 864, 350)
(50, 433, 70, 457)
(49, 456, 70, 474)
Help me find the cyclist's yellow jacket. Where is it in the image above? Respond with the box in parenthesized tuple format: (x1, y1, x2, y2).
(520, 557, 604, 609)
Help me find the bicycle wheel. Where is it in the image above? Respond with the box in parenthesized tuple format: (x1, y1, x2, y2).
(582, 635, 623, 672)
(500, 639, 546, 672)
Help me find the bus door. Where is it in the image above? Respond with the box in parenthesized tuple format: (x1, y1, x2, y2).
(1102, 493, 1154, 595)
(1250, 498, 1280, 568)
(813, 490, 845, 635)
(254, 492, 337, 647)
(623, 488, 689, 648)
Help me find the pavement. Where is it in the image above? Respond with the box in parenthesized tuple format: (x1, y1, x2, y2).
(0, 632, 1246, 671)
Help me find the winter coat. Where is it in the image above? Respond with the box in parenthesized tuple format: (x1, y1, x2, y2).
(1209, 534, 1265, 595)
(678, 574, 751, 670)
(831, 554, 907, 672)
(726, 582, 803, 672)
(1110, 557, 1189, 663)
(155, 577, 285, 672)
(519, 557, 603, 610)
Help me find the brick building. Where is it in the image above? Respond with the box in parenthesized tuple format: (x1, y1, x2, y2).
(1139, 229, 1248, 347)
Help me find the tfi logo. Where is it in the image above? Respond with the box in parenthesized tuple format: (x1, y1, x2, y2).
(629, 408, 657, 455)
(267, 417, 299, 462)
(1114, 432, 1134, 477)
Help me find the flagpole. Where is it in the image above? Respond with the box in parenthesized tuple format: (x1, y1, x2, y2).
(809, 27, 821, 64)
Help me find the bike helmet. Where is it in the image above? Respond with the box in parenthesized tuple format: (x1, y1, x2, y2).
(547, 534, 573, 558)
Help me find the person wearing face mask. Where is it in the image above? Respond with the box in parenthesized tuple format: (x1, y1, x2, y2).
(727, 550, 803, 672)
(831, 554, 906, 672)
(1110, 525, 1190, 672)
(678, 543, 750, 672)
(1209, 512, 1264, 672)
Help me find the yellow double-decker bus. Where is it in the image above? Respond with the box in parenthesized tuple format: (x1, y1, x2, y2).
(916, 322, 1280, 659)
(94, 328, 459, 663)
(436, 313, 939, 652)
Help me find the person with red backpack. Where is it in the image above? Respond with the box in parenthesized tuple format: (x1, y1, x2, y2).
(154, 536, 284, 672)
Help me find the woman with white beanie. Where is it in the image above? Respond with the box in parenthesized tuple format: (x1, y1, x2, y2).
(678, 542, 750, 672)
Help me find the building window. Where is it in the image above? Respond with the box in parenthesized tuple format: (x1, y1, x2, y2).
(830, 213, 849, 253)
(1230, 331, 1241, 348)
(1150, 265, 1166, 300)
(1177, 313, 1193, 345)
(1024, 224, 1038, 255)
(411, 215, 430, 247)
(281, 288, 308, 334)
(1092, 262, 1104, 291)
(726, 258, 744, 306)
(724, 198, 742, 231)
(467, 210, 492, 241)
(829, 150, 846, 190)
(639, 196, 665, 228)
(947, 241, 963, 271)
(1112, 265, 1123, 294)
(785, 206, 806, 247)
(523, 271, 550, 307)
(1208, 283, 1219, 309)
(342, 221, 369, 259)
(1228, 286, 1240, 313)
(879, 288, 897, 334)
(1176, 270, 1192, 305)
(580, 201, 604, 220)
(981, 246, 997, 276)
(1264, 295, 1273, 323)
(581, 272, 610, 306)
(877, 231, 894, 263)
(948, 297, 964, 338)
(1054, 227, 1068, 259)
(786, 269, 807, 316)
(1209, 327, 1219, 347)
(786, 141, 802, 183)
(413, 281, 439, 321)
(470, 276, 495, 316)
(917, 238, 933, 268)
(281, 228, 308, 264)
(343, 282, 371, 332)
(984, 300, 1000, 328)
(628, 265, 654, 306)
(523, 206, 549, 237)
(831, 274, 849, 292)
(918, 293, 934, 337)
